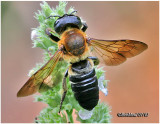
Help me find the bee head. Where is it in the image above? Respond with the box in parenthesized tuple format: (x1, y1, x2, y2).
(47, 11, 83, 35)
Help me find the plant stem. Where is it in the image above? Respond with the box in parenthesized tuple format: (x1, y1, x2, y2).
(66, 109, 73, 123)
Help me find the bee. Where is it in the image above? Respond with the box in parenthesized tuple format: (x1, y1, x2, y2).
(17, 11, 148, 112)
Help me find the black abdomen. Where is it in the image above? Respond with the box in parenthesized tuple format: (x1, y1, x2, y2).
(69, 60, 99, 110)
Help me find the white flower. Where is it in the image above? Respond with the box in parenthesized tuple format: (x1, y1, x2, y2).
(98, 75, 109, 96)
(78, 109, 93, 120)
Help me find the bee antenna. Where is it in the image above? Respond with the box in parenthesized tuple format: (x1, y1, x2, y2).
(46, 15, 61, 19)
(70, 10, 77, 15)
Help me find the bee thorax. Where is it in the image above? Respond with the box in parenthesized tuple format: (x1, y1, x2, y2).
(64, 30, 85, 56)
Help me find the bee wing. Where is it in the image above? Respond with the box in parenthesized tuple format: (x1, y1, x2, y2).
(88, 38, 148, 66)
(17, 49, 63, 97)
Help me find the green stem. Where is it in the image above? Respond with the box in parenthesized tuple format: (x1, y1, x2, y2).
(66, 109, 74, 123)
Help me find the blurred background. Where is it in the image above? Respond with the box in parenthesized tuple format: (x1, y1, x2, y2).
(2, 1, 159, 123)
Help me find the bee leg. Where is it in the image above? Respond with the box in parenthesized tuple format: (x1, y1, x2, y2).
(88, 56, 99, 65)
(59, 69, 68, 113)
(45, 28, 60, 42)
(81, 22, 88, 32)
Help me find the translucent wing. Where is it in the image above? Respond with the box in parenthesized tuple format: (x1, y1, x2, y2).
(17, 49, 63, 97)
(88, 38, 148, 66)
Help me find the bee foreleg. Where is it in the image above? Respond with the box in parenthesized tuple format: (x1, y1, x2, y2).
(81, 22, 88, 32)
(88, 56, 99, 66)
(46, 28, 60, 42)
(59, 69, 68, 113)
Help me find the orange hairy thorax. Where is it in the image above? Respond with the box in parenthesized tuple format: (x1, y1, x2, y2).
(58, 28, 90, 63)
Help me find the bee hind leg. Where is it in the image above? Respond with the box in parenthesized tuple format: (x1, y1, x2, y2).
(59, 69, 68, 113)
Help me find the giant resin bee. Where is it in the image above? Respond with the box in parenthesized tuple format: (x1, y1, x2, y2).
(17, 10, 148, 112)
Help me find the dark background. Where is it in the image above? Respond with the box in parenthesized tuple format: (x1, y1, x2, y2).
(2, 1, 159, 123)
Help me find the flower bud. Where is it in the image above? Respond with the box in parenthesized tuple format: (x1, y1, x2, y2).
(48, 46, 55, 52)
(31, 29, 38, 41)
(28, 69, 35, 76)
(65, 103, 72, 112)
